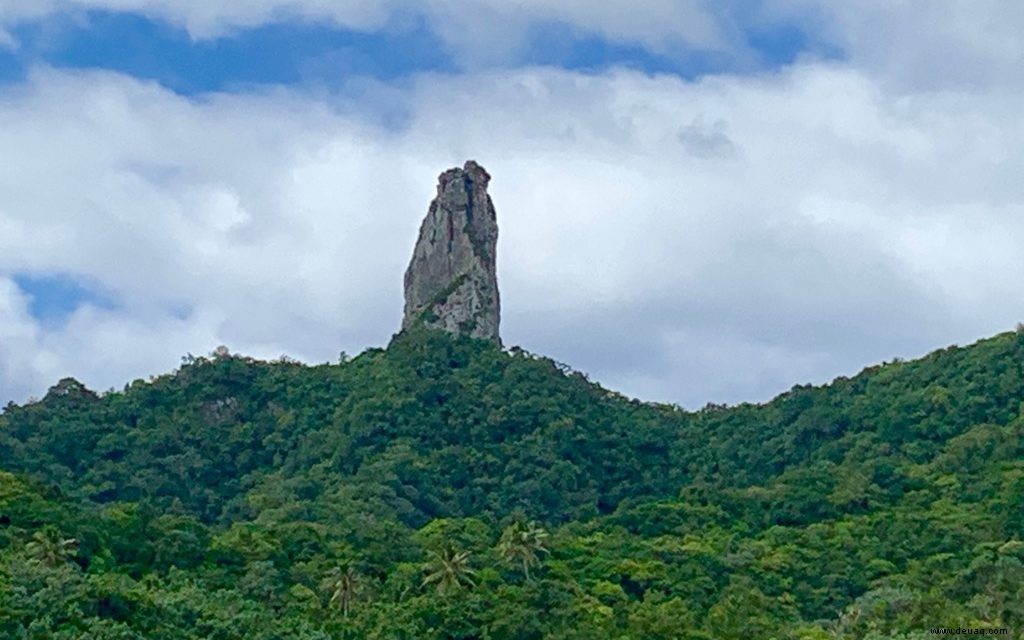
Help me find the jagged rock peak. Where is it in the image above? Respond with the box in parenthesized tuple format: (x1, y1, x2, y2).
(401, 160, 500, 343)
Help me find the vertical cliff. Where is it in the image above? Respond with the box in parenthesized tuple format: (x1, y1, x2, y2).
(401, 160, 500, 343)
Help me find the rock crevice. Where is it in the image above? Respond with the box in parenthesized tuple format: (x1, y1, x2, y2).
(401, 160, 500, 343)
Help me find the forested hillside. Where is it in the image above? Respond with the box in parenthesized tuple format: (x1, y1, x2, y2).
(1, 327, 1022, 638)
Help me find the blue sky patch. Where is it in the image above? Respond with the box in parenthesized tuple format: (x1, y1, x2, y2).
(0, 8, 842, 95)
(2, 11, 455, 95)
(14, 273, 116, 326)
(521, 22, 727, 79)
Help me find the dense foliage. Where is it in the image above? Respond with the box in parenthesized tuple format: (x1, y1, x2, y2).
(1, 327, 1022, 638)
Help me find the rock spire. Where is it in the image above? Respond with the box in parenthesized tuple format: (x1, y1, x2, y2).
(401, 160, 500, 343)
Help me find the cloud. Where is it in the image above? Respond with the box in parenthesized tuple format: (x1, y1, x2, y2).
(4, 1, 1021, 85)
(0, 275, 226, 402)
(773, 0, 1024, 90)
(0, 278, 51, 401)
(415, 0, 732, 65)
(0, 0, 732, 60)
(1, 59, 1022, 408)
(0, 0, 393, 40)
(2, 2, 1020, 95)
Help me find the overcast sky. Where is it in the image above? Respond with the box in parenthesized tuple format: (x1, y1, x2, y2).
(0, 2, 1022, 408)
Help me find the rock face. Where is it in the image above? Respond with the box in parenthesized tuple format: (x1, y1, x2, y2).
(402, 160, 500, 343)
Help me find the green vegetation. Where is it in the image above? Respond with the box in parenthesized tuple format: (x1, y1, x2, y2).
(0, 326, 1022, 638)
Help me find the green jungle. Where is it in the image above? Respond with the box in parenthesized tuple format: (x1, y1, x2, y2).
(1, 326, 1022, 639)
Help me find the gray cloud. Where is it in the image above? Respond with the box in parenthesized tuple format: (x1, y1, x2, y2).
(773, 1, 1024, 90)
(678, 118, 736, 159)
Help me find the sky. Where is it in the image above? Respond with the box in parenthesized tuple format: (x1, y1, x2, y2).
(0, 1, 1022, 409)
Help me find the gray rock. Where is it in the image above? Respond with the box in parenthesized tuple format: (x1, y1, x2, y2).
(401, 160, 501, 343)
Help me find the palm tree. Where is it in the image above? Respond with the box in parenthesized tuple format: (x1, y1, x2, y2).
(498, 521, 549, 581)
(421, 542, 477, 594)
(324, 565, 360, 618)
(25, 528, 78, 568)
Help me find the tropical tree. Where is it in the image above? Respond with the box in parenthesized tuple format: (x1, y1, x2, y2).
(323, 564, 360, 618)
(498, 520, 549, 581)
(422, 542, 477, 594)
(25, 528, 78, 568)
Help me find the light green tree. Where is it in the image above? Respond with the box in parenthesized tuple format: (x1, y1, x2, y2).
(498, 520, 549, 581)
(323, 565, 360, 617)
(422, 542, 477, 594)
(25, 528, 78, 568)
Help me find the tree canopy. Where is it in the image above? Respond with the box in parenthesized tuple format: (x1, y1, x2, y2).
(0, 326, 1022, 638)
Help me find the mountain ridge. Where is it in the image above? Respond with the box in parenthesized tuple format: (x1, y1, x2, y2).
(1, 326, 1022, 637)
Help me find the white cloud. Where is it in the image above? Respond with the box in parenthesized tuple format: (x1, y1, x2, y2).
(774, 0, 1024, 89)
(416, 0, 731, 65)
(1, 60, 1022, 407)
(3, 1, 1021, 88)
(0, 0, 732, 59)
(0, 278, 54, 401)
